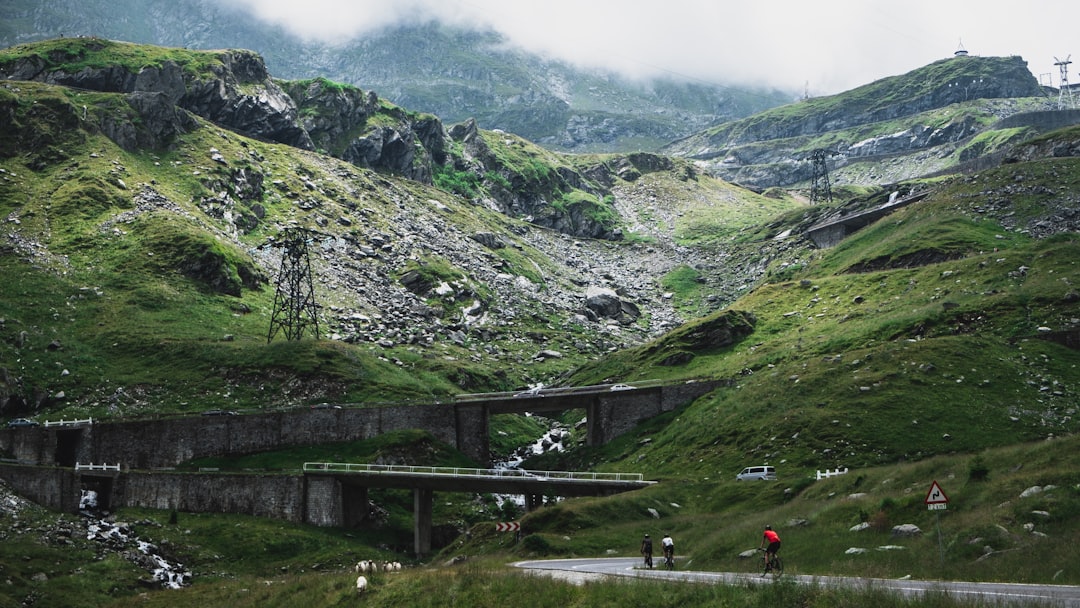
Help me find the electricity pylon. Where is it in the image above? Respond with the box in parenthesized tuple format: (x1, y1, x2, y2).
(266, 225, 320, 343)
(810, 149, 833, 205)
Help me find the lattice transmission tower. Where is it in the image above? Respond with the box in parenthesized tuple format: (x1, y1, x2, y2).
(1055, 55, 1074, 109)
(265, 225, 320, 343)
(810, 149, 833, 205)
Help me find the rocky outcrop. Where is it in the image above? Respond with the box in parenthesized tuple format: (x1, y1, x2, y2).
(0, 38, 452, 181)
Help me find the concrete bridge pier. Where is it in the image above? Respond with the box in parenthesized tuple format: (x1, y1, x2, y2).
(525, 493, 544, 512)
(342, 485, 369, 527)
(414, 487, 432, 557)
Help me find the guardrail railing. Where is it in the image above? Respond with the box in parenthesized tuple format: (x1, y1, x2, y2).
(303, 462, 646, 483)
(76, 462, 120, 471)
(44, 417, 94, 427)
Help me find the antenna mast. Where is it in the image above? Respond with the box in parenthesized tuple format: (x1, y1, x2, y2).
(810, 149, 833, 205)
(266, 225, 321, 343)
(1055, 55, 1074, 109)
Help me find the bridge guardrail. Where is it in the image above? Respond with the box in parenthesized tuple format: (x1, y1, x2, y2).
(44, 417, 94, 427)
(303, 462, 646, 483)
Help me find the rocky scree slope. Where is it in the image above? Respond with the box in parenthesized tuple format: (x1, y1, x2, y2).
(0, 41, 811, 414)
(0, 37, 710, 243)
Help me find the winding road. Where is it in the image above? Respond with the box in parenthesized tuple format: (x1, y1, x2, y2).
(512, 557, 1080, 607)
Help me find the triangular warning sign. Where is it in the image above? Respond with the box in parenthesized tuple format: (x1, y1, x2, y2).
(924, 480, 949, 504)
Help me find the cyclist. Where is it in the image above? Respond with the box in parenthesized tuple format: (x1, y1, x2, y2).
(661, 533, 675, 568)
(640, 533, 653, 568)
(759, 525, 781, 575)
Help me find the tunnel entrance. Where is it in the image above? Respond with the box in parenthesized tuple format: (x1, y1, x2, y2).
(54, 429, 83, 467)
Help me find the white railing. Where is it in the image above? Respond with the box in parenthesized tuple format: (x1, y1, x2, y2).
(76, 462, 120, 471)
(816, 467, 849, 480)
(303, 462, 647, 483)
(44, 417, 94, 428)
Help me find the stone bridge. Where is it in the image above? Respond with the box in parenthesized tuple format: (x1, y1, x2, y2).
(303, 462, 653, 555)
(0, 461, 652, 556)
(0, 380, 724, 470)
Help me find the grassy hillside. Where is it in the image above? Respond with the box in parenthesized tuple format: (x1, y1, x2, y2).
(563, 153, 1080, 473)
(0, 48, 808, 420)
(2, 39, 1080, 607)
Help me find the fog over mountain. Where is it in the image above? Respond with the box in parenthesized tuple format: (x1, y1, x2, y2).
(225, 0, 1080, 95)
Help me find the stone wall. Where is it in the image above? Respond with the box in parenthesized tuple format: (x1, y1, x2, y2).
(2, 402, 482, 470)
(118, 471, 307, 521)
(1, 383, 722, 476)
(995, 109, 1080, 131)
(304, 474, 343, 527)
(0, 463, 79, 512)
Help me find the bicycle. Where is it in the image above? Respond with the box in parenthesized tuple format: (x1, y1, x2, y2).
(663, 547, 675, 570)
(759, 548, 783, 577)
(642, 551, 653, 569)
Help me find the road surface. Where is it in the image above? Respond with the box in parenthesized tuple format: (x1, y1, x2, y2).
(512, 557, 1080, 607)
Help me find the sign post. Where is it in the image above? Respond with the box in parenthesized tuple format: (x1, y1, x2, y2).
(924, 481, 949, 568)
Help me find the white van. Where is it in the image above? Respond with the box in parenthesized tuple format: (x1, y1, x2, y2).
(735, 465, 776, 481)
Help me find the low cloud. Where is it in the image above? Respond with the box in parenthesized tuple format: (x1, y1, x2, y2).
(224, 0, 1080, 95)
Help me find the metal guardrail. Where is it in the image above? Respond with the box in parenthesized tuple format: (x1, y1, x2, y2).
(44, 417, 94, 427)
(454, 379, 673, 402)
(303, 462, 647, 483)
(76, 462, 120, 471)
(816, 467, 850, 480)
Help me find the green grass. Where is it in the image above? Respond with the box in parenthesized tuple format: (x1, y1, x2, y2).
(82, 559, 1028, 608)
(5, 434, 1078, 607)
(3, 36, 1080, 607)
(0, 37, 231, 80)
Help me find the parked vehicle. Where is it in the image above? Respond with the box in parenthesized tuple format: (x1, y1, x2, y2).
(200, 409, 238, 416)
(609, 384, 636, 391)
(736, 465, 776, 481)
(6, 418, 39, 428)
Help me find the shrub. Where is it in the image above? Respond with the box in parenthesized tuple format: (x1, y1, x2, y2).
(968, 454, 990, 482)
(521, 534, 553, 554)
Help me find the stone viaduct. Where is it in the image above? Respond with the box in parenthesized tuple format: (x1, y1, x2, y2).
(0, 380, 723, 469)
(0, 381, 723, 553)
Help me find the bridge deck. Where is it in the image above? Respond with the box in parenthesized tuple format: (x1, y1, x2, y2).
(303, 462, 655, 496)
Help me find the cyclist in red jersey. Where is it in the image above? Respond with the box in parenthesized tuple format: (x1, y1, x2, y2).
(759, 525, 781, 572)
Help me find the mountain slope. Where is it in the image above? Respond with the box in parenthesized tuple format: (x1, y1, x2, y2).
(0, 0, 793, 153)
(2, 35, 1080, 602)
(560, 126, 1080, 475)
(663, 54, 1071, 189)
(0, 39, 801, 419)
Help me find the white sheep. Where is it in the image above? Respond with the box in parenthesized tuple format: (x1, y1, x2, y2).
(354, 559, 370, 573)
(355, 575, 367, 594)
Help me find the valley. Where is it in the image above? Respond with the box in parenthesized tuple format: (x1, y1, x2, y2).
(0, 26, 1079, 608)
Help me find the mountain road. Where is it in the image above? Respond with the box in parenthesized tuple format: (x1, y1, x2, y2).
(512, 557, 1080, 606)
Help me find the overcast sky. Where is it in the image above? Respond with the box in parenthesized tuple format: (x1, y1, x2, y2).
(224, 0, 1080, 95)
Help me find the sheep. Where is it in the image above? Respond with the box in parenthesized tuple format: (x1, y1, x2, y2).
(354, 560, 370, 573)
(355, 575, 367, 594)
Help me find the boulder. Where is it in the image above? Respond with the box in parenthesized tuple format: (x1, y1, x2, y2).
(891, 524, 922, 538)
